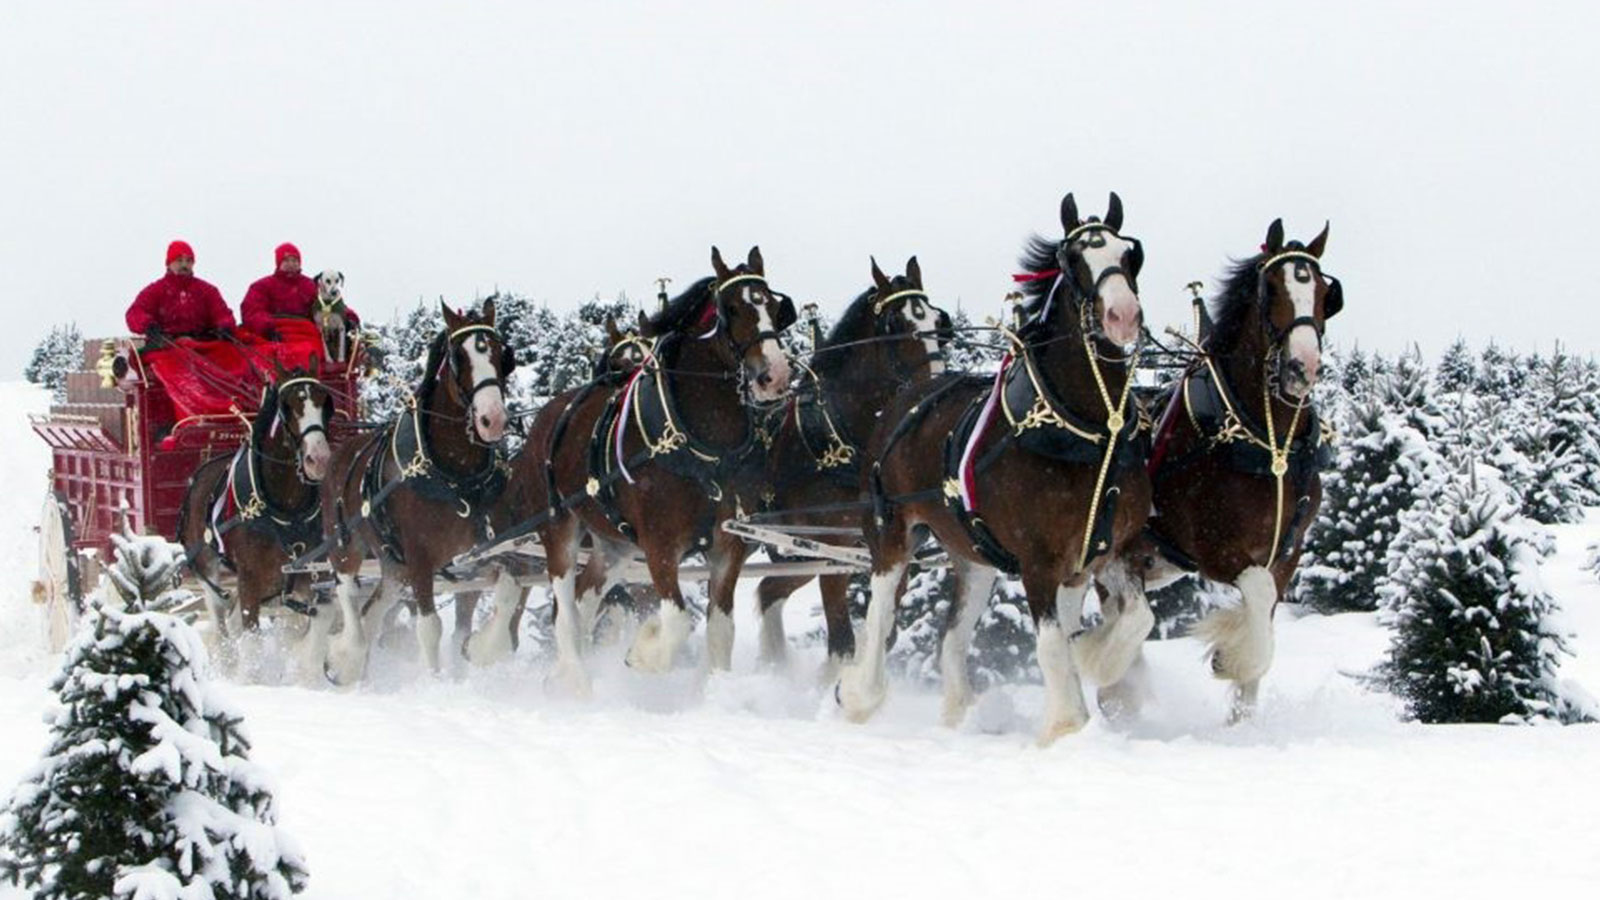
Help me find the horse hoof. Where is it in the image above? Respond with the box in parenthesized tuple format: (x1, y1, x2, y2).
(545, 663, 593, 700)
(835, 671, 886, 724)
(941, 691, 974, 729)
(1036, 715, 1088, 747)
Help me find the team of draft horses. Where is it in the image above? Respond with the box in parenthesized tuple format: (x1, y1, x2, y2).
(180, 193, 1344, 745)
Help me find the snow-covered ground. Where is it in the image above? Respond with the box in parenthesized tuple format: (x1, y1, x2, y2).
(2, 379, 1597, 899)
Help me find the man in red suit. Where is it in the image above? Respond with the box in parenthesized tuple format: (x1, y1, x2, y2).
(125, 240, 236, 344)
(240, 242, 359, 340)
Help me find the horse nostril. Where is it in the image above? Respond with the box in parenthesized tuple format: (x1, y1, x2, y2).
(757, 372, 773, 388)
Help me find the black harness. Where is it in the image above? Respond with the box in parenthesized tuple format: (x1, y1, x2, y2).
(354, 400, 509, 564)
(1144, 248, 1343, 569)
(181, 377, 330, 596)
(584, 329, 763, 548)
(871, 221, 1145, 576)
(340, 325, 512, 564)
(785, 287, 955, 486)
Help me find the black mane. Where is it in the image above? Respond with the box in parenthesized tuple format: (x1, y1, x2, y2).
(1016, 235, 1063, 319)
(810, 285, 886, 378)
(1207, 252, 1267, 354)
(646, 276, 717, 335)
(821, 286, 882, 349)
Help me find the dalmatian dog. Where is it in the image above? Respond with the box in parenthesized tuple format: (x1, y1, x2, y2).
(314, 270, 349, 364)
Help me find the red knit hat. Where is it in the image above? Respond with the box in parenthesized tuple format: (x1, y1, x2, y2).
(166, 240, 194, 266)
(275, 242, 300, 266)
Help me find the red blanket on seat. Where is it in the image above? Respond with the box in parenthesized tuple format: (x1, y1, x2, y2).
(139, 319, 334, 422)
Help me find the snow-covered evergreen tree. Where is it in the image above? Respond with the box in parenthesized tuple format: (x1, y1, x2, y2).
(1530, 345, 1600, 505)
(1147, 575, 1220, 639)
(1375, 466, 1586, 724)
(1376, 347, 1444, 439)
(943, 307, 1007, 373)
(1435, 338, 1476, 395)
(884, 566, 1037, 689)
(0, 534, 307, 900)
(360, 300, 441, 421)
(1294, 396, 1439, 612)
(23, 323, 84, 402)
(1338, 345, 1372, 397)
(1490, 417, 1587, 525)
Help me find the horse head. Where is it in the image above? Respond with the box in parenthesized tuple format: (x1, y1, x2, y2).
(267, 358, 334, 482)
(595, 314, 647, 377)
(1053, 192, 1144, 347)
(866, 255, 953, 379)
(707, 245, 795, 405)
(1256, 219, 1340, 399)
(438, 299, 512, 444)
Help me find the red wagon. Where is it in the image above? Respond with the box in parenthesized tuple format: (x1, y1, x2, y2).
(30, 334, 366, 649)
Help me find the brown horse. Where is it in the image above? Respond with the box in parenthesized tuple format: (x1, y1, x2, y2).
(315, 300, 514, 684)
(473, 247, 793, 694)
(752, 256, 952, 677)
(178, 362, 334, 639)
(836, 193, 1149, 745)
(1097, 219, 1340, 722)
(455, 313, 653, 665)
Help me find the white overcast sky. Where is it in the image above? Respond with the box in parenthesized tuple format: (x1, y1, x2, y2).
(2, 0, 1597, 374)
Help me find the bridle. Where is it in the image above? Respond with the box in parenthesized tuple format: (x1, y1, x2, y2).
(1026, 220, 1145, 348)
(440, 323, 509, 439)
(710, 272, 798, 357)
(703, 271, 797, 406)
(263, 375, 331, 484)
(1254, 249, 1343, 406)
(869, 286, 954, 374)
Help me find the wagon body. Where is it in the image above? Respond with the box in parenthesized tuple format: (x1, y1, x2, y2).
(29, 336, 365, 646)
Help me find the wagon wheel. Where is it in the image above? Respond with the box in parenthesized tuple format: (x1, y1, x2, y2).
(34, 490, 82, 653)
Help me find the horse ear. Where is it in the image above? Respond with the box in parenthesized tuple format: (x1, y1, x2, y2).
(711, 246, 730, 280)
(440, 299, 462, 330)
(605, 315, 623, 343)
(1306, 221, 1330, 258)
(311, 354, 322, 379)
(1105, 192, 1124, 232)
(272, 357, 286, 380)
(747, 246, 764, 275)
(481, 296, 497, 324)
(1265, 219, 1285, 254)
(906, 255, 923, 289)
(1060, 193, 1080, 232)
(870, 256, 891, 292)
(636, 309, 653, 337)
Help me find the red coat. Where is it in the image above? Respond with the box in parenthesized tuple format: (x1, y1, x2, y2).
(240, 272, 360, 334)
(126, 273, 235, 336)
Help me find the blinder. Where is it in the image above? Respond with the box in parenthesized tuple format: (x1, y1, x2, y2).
(935, 309, 954, 348)
(499, 342, 518, 379)
(1323, 276, 1343, 318)
(772, 292, 798, 332)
